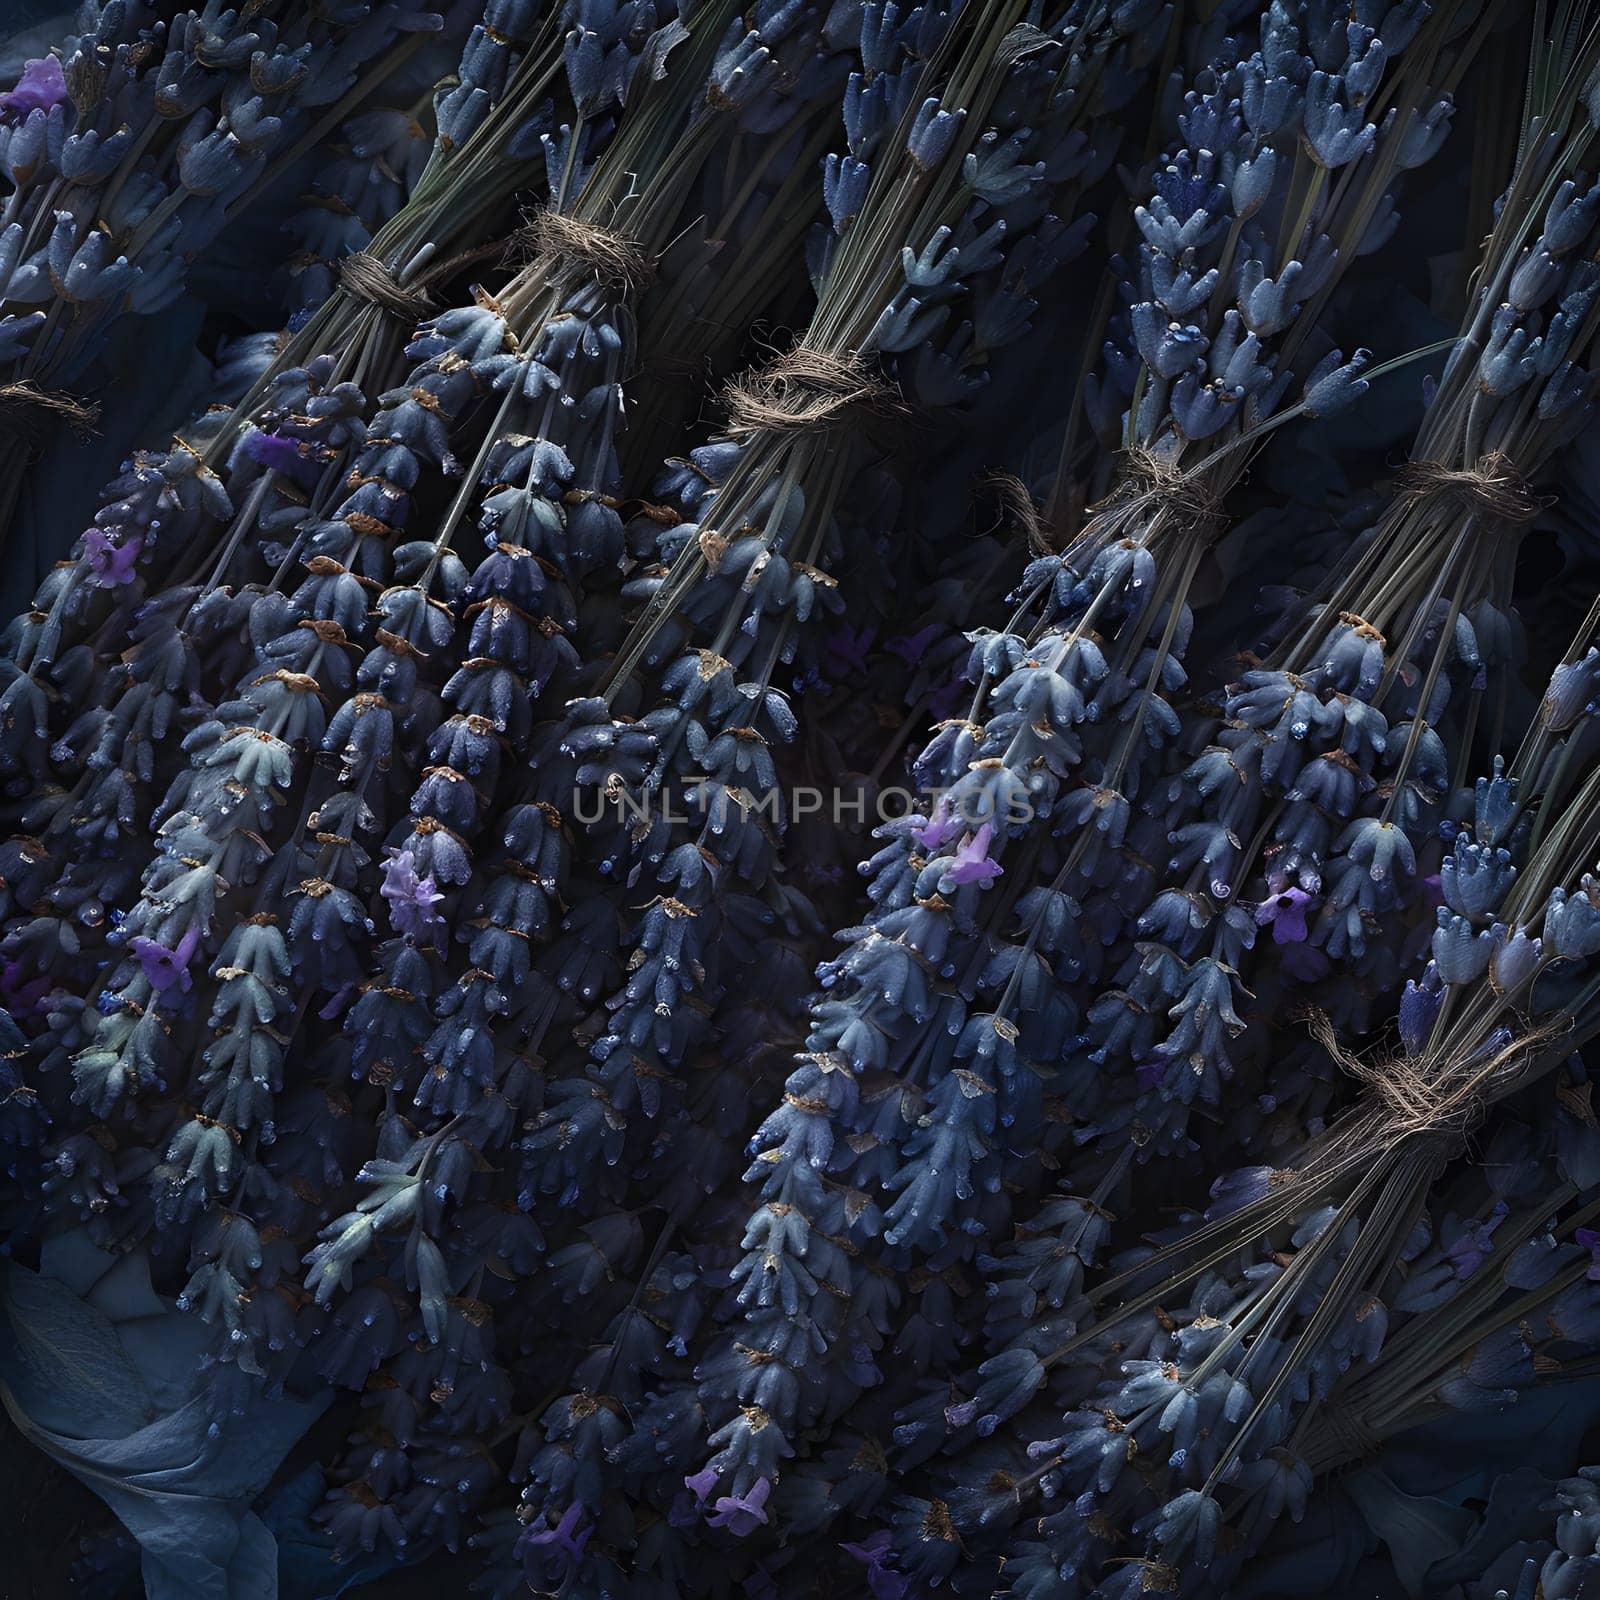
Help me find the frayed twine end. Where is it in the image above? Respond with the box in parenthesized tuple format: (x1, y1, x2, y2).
(0, 380, 99, 442)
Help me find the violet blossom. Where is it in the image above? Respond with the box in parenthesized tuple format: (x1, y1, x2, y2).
(243, 429, 320, 489)
(706, 1476, 772, 1536)
(1254, 884, 1314, 944)
(518, 1503, 590, 1577)
(82, 528, 142, 588)
(914, 798, 961, 851)
(842, 1531, 912, 1600)
(946, 822, 1003, 886)
(380, 849, 444, 939)
(129, 923, 203, 996)
(0, 57, 68, 123)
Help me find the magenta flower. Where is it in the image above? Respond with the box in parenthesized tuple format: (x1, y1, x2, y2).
(841, 1531, 911, 1600)
(946, 822, 1003, 887)
(706, 1475, 771, 1536)
(886, 624, 943, 667)
(381, 850, 444, 939)
(913, 798, 960, 852)
(0, 57, 68, 123)
(1254, 884, 1313, 944)
(129, 922, 203, 996)
(1576, 1228, 1600, 1281)
(82, 527, 142, 588)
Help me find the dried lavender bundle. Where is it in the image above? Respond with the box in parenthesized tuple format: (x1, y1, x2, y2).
(0, 0, 575, 804)
(0, 0, 468, 542)
(1000, 2, 1600, 1262)
(0, 0, 855, 1582)
(508, 0, 1186, 1540)
(875, 608, 1600, 1595)
(712, 12, 1483, 1560)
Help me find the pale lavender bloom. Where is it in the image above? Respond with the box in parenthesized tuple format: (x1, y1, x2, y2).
(947, 822, 1002, 886)
(913, 798, 960, 852)
(706, 1476, 772, 1536)
(683, 1466, 720, 1506)
(519, 1503, 590, 1570)
(380, 850, 444, 938)
(1254, 884, 1313, 944)
(82, 528, 142, 588)
(841, 1530, 911, 1600)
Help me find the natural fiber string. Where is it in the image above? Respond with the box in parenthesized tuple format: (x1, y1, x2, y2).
(516, 208, 656, 292)
(1394, 450, 1546, 524)
(1301, 1006, 1571, 1149)
(1090, 444, 1228, 532)
(0, 381, 100, 441)
(722, 346, 902, 438)
(339, 251, 436, 321)
(980, 471, 1052, 555)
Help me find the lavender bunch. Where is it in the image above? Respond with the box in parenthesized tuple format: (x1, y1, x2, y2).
(512, 0, 1180, 1529)
(1065, 12, 1600, 1186)
(732, 7, 1478, 1515)
(0, 0, 461, 537)
(0, 0, 826, 1575)
(0, 0, 573, 815)
(881, 614, 1600, 1597)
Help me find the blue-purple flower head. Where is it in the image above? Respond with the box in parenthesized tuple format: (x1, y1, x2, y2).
(82, 528, 141, 588)
(129, 923, 203, 996)
(380, 849, 444, 940)
(0, 57, 68, 124)
(517, 1504, 590, 1584)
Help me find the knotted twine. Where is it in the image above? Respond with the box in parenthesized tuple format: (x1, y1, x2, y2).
(1301, 1005, 1571, 1157)
(722, 345, 903, 439)
(515, 208, 655, 293)
(339, 251, 435, 321)
(0, 380, 99, 443)
(1087, 444, 1229, 537)
(1393, 449, 1547, 525)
